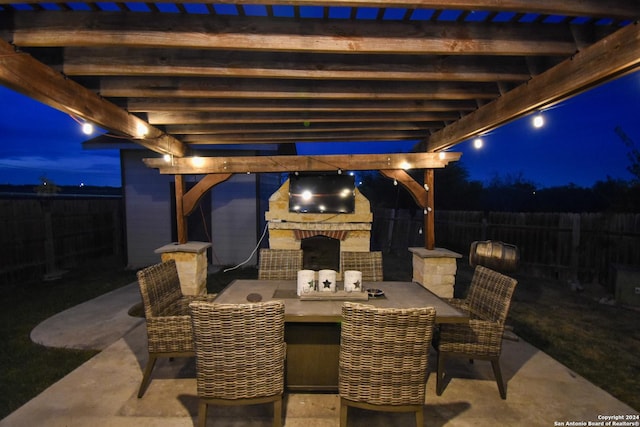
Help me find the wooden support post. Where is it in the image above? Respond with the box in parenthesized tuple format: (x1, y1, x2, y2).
(425, 169, 435, 250)
(175, 175, 188, 244)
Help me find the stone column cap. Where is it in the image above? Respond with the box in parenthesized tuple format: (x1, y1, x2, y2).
(155, 241, 212, 254)
(409, 247, 462, 259)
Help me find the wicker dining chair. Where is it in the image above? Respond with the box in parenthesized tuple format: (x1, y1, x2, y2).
(258, 248, 303, 280)
(135, 259, 217, 398)
(433, 265, 518, 399)
(189, 300, 286, 427)
(339, 302, 436, 427)
(340, 251, 384, 281)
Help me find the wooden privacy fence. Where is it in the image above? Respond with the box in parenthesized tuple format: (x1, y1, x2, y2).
(0, 197, 124, 286)
(373, 209, 640, 286)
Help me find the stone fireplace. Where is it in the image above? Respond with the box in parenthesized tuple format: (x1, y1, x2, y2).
(265, 179, 372, 278)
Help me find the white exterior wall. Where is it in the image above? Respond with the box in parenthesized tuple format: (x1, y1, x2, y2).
(211, 173, 259, 266)
(122, 150, 173, 269)
(122, 150, 261, 269)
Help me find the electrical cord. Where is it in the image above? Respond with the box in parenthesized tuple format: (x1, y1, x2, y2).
(222, 221, 270, 273)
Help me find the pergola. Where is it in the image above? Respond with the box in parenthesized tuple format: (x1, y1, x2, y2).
(1, 0, 638, 248)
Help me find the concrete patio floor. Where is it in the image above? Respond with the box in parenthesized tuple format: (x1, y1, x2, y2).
(1, 282, 637, 427)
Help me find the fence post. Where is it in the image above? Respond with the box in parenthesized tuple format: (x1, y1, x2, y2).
(481, 216, 488, 241)
(112, 205, 122, 258)
(386, 208, 397, 253)
(570, 213, 581, 281)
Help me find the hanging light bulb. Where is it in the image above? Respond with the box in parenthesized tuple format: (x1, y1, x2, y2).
(473, 137, 483, 149)
(191, 156, 205, 168)
(81, 122, 94, 135)
(136, 122, 149, 138)
(533, 113, 544, 128)
(393, 178, 398, 186)
(418, 227, 423, 235)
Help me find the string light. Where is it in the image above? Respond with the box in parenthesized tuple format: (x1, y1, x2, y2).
(136, 122, 149, 138)
(81, 122, 94, 135)
(473, 137, 483, 149)
(191, 156, 205, 168)
(533, 113, 545, 128)
(69, 115, 95, 135)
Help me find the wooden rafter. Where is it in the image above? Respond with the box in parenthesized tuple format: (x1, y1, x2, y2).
(0, 39, 188, 157)
(426, 21, 640, 152)
(10, 12, 579, 56)
(0, 0, 636, 20)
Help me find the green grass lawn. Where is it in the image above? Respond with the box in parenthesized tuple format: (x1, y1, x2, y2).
(506, 271, 640, 411)
(0, 258, 138, 419)
(451, 257, 640, 411)
(1, 253, 638, 420)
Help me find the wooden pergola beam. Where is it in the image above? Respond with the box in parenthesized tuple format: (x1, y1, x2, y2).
(379, 169, 429, 208)
(143, 152, 462, 174)
(379, 169, 436, 249)
(182, 173, 233, 216)
(0, 39, 188, 158)
(426, 22, 640, 152)
(10, 12, 578, 56)
(0, 0, 636, 20)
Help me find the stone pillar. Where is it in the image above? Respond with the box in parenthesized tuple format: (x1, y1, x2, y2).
(409, 247, 462, 298)
(155, 241, 211, 295)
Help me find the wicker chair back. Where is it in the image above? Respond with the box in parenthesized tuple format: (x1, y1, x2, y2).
(340, 251, 383, 281)
(339, 302, 436, 426)
(189, 300, 286, 400)
(258, 249, 303, 280)
(137, 259, 183, 318)
(466, 264, 518, 324)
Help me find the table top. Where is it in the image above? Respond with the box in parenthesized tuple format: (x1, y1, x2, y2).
(214, 279, 468, 324)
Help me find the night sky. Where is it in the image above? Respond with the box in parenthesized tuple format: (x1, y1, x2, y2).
(1, 69, 639, 189)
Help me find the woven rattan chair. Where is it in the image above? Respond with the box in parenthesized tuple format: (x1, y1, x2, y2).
(433, 265, 518, 399)
(339, 302, 436, 427)
(340, 251, 383, 281)
(136, 259, 217, 398)
(189, 300, 286, 427)
(258, 248, 303, 280)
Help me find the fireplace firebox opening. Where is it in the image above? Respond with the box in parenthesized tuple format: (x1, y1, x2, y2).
(301, 235, 340, 271)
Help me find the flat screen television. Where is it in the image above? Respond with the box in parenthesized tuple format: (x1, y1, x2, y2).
(289, 172, 355, 213)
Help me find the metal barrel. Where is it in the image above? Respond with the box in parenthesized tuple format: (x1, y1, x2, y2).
(469, 240, 519, 273)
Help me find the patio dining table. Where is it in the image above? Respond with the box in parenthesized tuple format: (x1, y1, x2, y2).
(213, 279, 468, 392)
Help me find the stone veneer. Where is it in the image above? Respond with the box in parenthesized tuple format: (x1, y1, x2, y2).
(265, 179, 372, 277)
(155, 241, 211, 295)
(409, 247, 462, 298)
